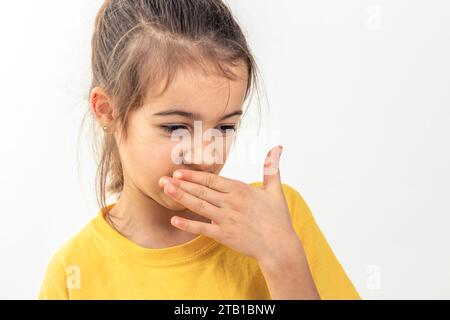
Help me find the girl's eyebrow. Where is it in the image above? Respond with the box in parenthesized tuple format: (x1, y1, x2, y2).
(153, 109, 243, 121)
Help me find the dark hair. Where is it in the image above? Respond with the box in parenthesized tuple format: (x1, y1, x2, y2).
(84, 0, 261, 211)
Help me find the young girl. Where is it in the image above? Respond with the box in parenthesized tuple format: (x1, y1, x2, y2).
(39, 0, 360, 300)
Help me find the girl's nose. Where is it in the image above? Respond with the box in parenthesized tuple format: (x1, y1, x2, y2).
(180, 141, 223, 167)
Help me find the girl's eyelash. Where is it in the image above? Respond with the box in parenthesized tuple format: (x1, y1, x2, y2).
(160, 125, 237, 133)
(160, 125, 185, 133)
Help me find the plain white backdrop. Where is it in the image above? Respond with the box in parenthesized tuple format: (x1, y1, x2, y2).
(0, 0, 449, 299)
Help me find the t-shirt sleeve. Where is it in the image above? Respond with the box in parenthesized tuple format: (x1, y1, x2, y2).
(281, 183, 361, 300)
(38, 251, 69, 300)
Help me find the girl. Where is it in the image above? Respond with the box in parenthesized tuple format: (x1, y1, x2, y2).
(39, 0, 360, 300)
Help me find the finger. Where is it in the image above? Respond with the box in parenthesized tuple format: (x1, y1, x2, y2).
(163, 183, 222, 223)
(263, 145, 283, 191)
(171, 170, 237, 193)
(159, 176, 227, 208)
(171, 216, 220, 238)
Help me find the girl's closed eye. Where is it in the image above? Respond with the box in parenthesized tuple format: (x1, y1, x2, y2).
(160, 124, 237, 134)
(160, 125, 188, 134)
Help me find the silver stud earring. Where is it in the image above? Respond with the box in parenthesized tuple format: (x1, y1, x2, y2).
(103, 125, 108, 131)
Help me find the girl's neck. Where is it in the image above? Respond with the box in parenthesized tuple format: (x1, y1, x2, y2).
(106, 185, 210, 249)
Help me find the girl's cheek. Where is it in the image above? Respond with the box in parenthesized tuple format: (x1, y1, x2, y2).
(165, 141, 188, 165)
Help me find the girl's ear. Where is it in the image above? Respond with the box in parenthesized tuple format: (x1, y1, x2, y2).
(90, 87, 115, 125)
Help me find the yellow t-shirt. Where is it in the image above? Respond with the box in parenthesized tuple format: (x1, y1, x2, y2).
(38, 182, 360, 300)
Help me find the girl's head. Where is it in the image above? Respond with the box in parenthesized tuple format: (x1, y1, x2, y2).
(89, 0, 259, 211)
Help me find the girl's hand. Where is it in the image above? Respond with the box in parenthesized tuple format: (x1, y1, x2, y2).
(158, 145, 301, 264)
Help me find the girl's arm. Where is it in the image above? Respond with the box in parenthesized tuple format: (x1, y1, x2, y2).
(257, 235, 320, 299)
(162, 146, 360, 300)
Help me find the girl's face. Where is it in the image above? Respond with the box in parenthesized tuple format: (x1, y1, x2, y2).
(114, 63, 248, 211)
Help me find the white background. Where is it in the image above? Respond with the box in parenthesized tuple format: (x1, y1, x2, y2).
(0, 0, 449, 299)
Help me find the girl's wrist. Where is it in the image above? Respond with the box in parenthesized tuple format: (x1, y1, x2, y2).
(257, 233, 305, 274)
(256, 236, 321, 300)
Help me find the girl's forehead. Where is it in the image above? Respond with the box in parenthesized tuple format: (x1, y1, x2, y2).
(174, 63, 247, 90)
(145, 59, 248, 93)
(143, 65, 248, 118)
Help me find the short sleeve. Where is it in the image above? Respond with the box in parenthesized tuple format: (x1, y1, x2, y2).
(38, 251, 69, 300)
(281, 183, 361, 300)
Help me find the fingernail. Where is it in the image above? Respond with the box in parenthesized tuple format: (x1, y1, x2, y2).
(172, 217, 182, 226)
(159, 177, 170, 187)
(277, 146, 283, 158)
(173, 171, 183, 179)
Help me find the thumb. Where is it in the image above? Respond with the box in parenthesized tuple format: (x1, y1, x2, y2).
(263, 145, 283, 191)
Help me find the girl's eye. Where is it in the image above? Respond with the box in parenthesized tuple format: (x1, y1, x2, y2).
(161, 125, 188, 133)
(160, 125, 237, 134)
(218, 125, 237, 133)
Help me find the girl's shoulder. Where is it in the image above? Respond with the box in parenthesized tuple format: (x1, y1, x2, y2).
(38, 217, 99, 299)
(43, 217, 99, 272)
